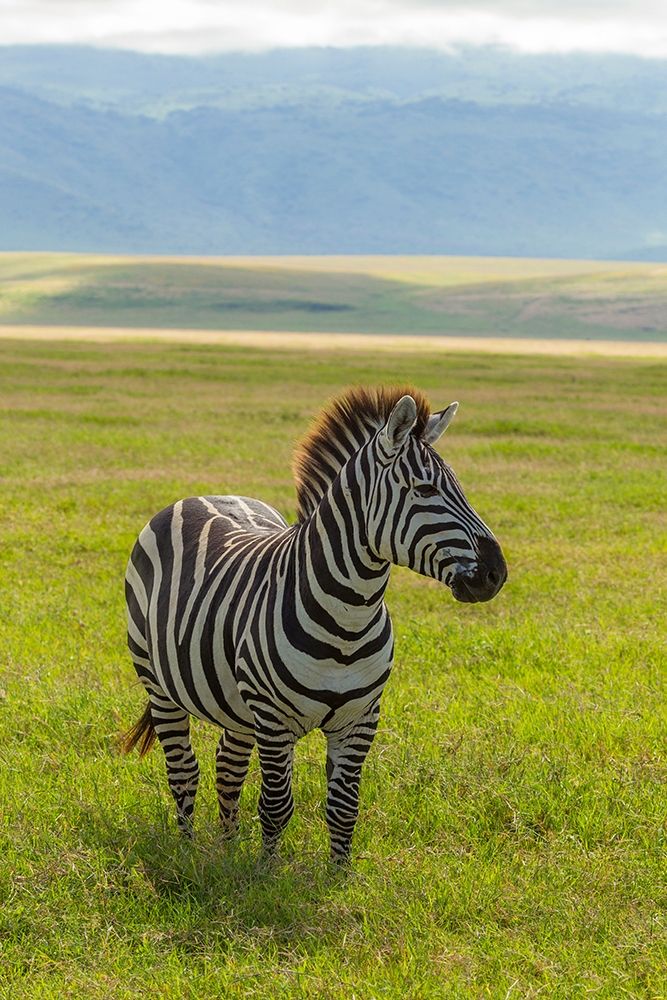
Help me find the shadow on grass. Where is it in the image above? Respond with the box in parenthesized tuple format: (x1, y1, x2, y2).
(75, 780, 357, 949)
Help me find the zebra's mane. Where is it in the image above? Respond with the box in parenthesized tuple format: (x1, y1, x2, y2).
(293, 385, 431, 522)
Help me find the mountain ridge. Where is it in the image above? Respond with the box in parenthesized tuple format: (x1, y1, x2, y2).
(1, 45, 667, 259)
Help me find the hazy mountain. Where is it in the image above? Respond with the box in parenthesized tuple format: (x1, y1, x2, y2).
(1, 45, 667, 258)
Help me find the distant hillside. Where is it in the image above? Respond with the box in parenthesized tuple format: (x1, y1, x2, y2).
(1, 253, 665, 341)
(1, 45, 667, 259)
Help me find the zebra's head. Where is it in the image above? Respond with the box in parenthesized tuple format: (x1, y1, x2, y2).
(368, 394, 507, 603)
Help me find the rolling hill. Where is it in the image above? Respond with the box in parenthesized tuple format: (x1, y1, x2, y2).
(1, 252, 665, 341)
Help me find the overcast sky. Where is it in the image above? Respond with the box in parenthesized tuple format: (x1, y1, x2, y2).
(2, 0, 667, 57)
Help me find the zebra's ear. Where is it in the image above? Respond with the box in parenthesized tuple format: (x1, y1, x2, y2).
(381, 395, 418, 451)
(422, 402, 458, 445)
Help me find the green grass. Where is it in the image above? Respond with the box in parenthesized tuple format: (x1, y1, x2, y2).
(1, 252, 667, 340)
(0, 337, 665, 998)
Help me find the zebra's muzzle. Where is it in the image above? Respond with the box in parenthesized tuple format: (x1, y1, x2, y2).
(450, 536, 507, 604)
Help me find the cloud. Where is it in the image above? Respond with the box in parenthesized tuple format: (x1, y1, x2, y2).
(381, 0, 666, 12)
(2, 0, 667, 56)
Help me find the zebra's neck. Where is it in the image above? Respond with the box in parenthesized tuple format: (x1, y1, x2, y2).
(296, 464, 391, 634)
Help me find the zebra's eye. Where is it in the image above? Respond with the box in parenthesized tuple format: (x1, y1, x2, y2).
(414, 483, 440, 498)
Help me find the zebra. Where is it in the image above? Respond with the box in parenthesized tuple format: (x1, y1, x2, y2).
(122, 385, 507, 863)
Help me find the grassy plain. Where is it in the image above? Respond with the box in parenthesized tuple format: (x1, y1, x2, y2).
(2, 252, 667, 341)
(0, 336, 665, 998)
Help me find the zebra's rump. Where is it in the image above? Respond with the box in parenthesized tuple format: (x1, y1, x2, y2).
(125, 495, 290, 730)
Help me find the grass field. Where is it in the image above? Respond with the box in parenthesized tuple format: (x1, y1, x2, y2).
(2, 252, 667, 341)
(0, 336, 666, 998)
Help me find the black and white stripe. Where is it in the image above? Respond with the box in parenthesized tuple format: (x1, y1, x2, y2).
(123, 387, 507, 861)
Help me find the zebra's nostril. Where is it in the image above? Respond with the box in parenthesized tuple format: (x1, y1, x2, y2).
(487, 569, 499, 587)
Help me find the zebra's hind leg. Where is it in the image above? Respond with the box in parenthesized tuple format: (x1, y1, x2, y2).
(256, 727, 296, 857)
(149, 693, 200, 837)
(216, 729, 255, 838)
(125, 629, 200, 836)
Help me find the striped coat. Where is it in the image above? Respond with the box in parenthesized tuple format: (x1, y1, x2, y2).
(123, 386, 506, 861)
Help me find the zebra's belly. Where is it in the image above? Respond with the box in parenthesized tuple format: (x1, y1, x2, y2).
(293, 677, 390, 734)
(149, 635, 254, 732)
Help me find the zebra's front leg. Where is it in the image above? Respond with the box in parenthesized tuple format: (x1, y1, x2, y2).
(216, 728, 255, 838)
(325, 701, 380, 864)
(256, 728, 296, 857)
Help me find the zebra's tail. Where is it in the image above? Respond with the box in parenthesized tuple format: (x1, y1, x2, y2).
(120, 702, 156, 756)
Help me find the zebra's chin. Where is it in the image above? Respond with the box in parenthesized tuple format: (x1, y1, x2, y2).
(437, 566, 479, 602)
(449, 575, 485, 604)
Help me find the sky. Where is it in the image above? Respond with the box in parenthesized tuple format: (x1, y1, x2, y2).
(2, 0, 667, 58)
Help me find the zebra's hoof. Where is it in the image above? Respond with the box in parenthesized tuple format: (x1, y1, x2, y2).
(329, 851, 352, 869)
(219, 821, 240, 842)
(257, 848, 280, 872)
